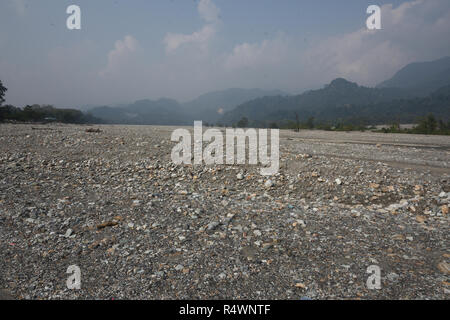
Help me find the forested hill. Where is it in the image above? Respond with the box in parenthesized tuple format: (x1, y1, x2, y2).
(89, 88, 286, 125)
(377, 56, 450, 96)
(219, 78, 438, 126)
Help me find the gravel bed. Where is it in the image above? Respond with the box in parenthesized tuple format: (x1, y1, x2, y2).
(0, 124, 448, 299)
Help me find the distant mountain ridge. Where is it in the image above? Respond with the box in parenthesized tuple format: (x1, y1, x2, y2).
(89, 56, 450, 126)
(182, 88, 286, 123)
(219, 78, 417, 125)
(377, 56, 450, 96)
(89, 88, 286, 125)
(90, 98, 188, 125)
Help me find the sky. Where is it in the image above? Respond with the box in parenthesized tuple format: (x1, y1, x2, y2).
(1, 0, 450, 108)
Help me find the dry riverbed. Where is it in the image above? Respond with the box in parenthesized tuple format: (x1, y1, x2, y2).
(0, 123, 449, 299)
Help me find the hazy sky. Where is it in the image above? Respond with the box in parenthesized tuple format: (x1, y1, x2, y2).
(1, 0, 450, 107)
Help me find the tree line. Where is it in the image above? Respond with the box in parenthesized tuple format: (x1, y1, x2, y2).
(0, 80, 99, 124)
(228, 114, 450, 135)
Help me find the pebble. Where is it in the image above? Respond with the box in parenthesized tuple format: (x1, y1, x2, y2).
(175, 265, 184, 271)
(264, 180, 274, 188)
(207, 222, 220, 231)
(64, 229, 73, 238)
(253, 230, 262, 237)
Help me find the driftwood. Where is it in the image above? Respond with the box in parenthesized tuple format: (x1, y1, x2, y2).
(85, 128, 102, 133)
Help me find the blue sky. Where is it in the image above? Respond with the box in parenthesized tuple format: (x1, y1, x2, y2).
(1, 0, 450, 107)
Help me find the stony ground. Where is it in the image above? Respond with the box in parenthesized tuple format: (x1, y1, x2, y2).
(0, 123, 448, 300)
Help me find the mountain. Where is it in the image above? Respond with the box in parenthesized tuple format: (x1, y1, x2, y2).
(89, 57, 450, 126)
(219, 78, 415, 126)
(182, 88, 286, 123)
(357, 84, 450, 124)
(377, 56, 450, 96)
(90, 98, 188, 125)
(89, 88, 286, 125)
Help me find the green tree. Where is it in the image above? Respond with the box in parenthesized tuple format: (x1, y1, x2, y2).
(438, 119, 448, 132)
(416, 113, 437, 134)
(306, 116, 315, 129)
(237, 117, 249, 128)
(0, 80, 7, 106)
(0, 105, 20, 121)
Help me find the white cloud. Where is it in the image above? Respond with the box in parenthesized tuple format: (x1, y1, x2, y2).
(163, 0, 220, 54)
(198, 0, 220, 23)
(197, 0, 220, 23)
(303, 0, 450, 86)
(164, 25, 215, 54)
(223, 36, 289, 71)
(99, 35, 139, 77)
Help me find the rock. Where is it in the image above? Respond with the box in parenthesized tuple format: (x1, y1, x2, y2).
(207, 221, 220, 231)
(64, 229, 73, 237)
(416, 216, 427, 223)
(294, 283, 306, 289)
(262, 243, 274, 252)
(386, 273, 399, 282)
(236, 173, 244, 180)
(218, 273, 227, 280)
(175, 264, 184, 271)
(437, 262, 450, 274)
(97, 221, 119, 229)
(297, 220, 306, 227)
(154, 271, 165, 277)
(253, 230, 262, 237)
(392, 234, 405, 241)
(264, 180, 274, 188)
(132, 200, 142, 206)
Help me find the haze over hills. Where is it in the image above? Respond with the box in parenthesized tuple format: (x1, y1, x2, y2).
(89, 88, 286, 125)
(87, 57, 450, 127)
(219, 78, 415, 125)
(219, 78, 450, 126)
(182, 88, 286, 123)
(377, 56, 450, 96)
(90, 98, 188, 125)
(218, 57, 450, 127)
